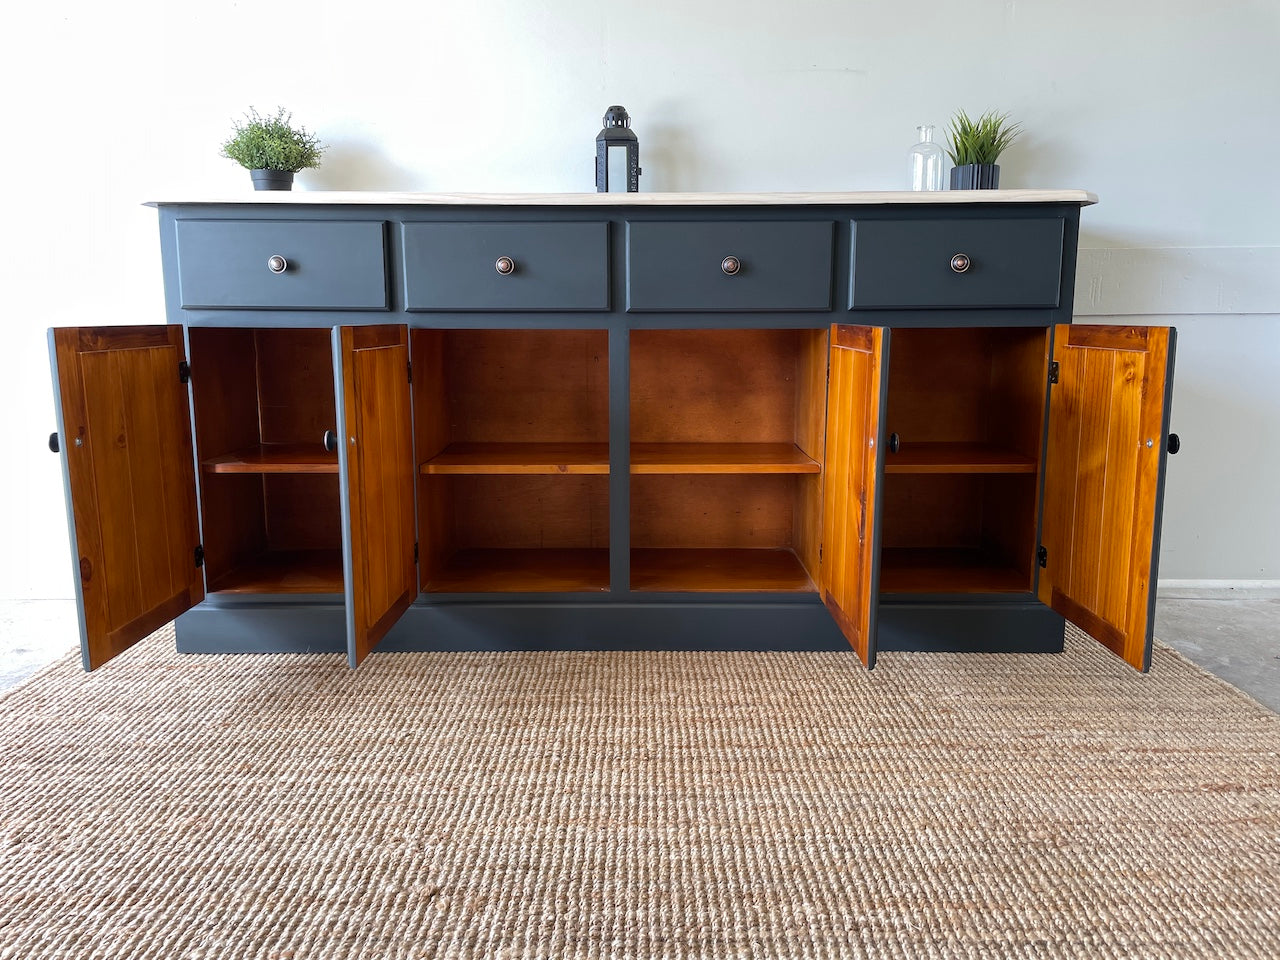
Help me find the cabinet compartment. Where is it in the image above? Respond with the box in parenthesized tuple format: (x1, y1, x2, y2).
(189, 327, 344, 593)
(421, 475, 609, 592)
(849, 218, 1063, 309)
(175, 220, 388, 310)
(626, 221, 834, 311)
(879, 326, 1049, 594)
(402, 222, 609, 311)
(630, 329, 827, 591)
(413, 329, 610, 592)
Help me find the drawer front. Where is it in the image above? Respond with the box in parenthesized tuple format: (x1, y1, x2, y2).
(403, 222, 609, 311)
(849, 218, 1064, 309)
(626, 221, 834, 311)
(176, 220, 389, 310)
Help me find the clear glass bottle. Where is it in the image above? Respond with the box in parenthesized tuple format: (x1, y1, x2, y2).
(908, 124, 945, 191)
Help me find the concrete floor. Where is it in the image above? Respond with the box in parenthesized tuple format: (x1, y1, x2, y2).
(0, 598, 1276, 710)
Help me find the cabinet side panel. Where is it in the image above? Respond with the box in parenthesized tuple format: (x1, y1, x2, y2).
(794, 330, 829, 580)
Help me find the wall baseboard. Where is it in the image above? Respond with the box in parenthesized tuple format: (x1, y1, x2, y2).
(1158, 580, 1280, 600)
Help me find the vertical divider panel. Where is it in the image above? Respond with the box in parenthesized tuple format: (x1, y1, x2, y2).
(609, 325, 629, 594)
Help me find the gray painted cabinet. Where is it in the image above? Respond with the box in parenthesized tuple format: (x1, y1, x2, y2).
(47, 194, 1177, 674)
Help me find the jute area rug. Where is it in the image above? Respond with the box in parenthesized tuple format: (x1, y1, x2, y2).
(1, 625, 1278, 960)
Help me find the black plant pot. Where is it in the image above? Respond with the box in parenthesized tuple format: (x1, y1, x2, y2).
(950, 163, 1000, 190)
(249, 169, 295, 191)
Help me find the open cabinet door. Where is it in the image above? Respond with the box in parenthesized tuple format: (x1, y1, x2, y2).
(334, 325, 417, 667)
(819, 324, 890, 667)
(1039, 324, 1176, 671)
(48, 326, 204, 670)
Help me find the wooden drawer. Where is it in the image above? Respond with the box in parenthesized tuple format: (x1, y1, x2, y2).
(175, 220, 389, 310)
(626, 221, 834, 311)
(849, 218, 1064, 309)
(402, 222, 609, 311)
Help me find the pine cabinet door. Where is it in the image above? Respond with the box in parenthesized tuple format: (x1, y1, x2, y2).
(819, 325, 891, 667)
(1039, 324, 1177, 670)
(48, 326, 203, 669)
(333, 325, 418, 667)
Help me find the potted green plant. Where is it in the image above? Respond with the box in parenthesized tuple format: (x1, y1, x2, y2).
(945, 110, 1021, 190)
(221, 107, 324, 191)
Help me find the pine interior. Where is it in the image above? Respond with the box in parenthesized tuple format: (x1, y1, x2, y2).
(629, 329, 827, 591)
(413, 330, 610, 592)
(880, 327, 1050, 593)
(188, 328, 343, 593)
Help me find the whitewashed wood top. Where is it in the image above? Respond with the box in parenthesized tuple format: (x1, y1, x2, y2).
(146, 189, 1096, 207)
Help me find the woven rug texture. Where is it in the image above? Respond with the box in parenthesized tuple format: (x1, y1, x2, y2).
(1, 624, 1278, 960)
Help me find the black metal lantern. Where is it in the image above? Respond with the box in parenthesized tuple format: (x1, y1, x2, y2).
(595, 105, 641, 193)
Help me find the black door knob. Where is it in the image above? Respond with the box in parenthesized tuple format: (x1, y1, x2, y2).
(48, 432, 59, 453)
(1167, 433, 1181, 455)
(323, 430, 338, 453)
(888, 432, 901, 454)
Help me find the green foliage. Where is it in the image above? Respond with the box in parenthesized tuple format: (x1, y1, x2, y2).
(220, 107, 324, 173)
(945, 110, 1022, 166)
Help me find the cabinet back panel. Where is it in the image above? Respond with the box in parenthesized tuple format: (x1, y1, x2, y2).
(264, 475, 343, 551)
(981, 474, 1038, 586)
(254, 328, 338, 446)
(632, 475, 797, 549)
(189, 327, 261, 460)
(631, 330, 825, 445)
(886, 327, 1047, 455)
(443, 330, 608, 444)
(449, 476, 609, 549)
(881, 475, 984, 549)
(199, 474, 267, 584)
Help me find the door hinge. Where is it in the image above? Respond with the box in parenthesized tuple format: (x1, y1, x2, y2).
(1037, 545, 1048, 568)
(413, 542, 419, 563)
(178, 360, 191, 384)
(194, 544, 205, 568)
(1048, 361, 1059, 385)
(407, 360, 413, 384)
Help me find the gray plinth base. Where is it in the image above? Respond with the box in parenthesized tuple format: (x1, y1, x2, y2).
(877, 600, 1065, 653)
(174, 597, 1066, 658)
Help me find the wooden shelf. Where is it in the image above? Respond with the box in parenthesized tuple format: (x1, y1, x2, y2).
(631, 443, 820, 474)
(884, 442, 1037, 474)
(878, 547, 1030, 594)
(207, 549, 344, 594)
(630, 548, 816, 593)
(421, 442, 609, 475)
(203, 443, 338, 475)
(424, 548, 610, 593)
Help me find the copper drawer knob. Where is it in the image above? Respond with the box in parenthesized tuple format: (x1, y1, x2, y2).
(495, 256, 516, 276)
(950, 253, 971, 274)
(721, 256, 742, 276)
(267, 255, 288, 274)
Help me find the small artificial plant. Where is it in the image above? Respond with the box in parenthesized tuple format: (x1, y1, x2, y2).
(220, 107, 324, 173)
(945, 109, 1022, 167)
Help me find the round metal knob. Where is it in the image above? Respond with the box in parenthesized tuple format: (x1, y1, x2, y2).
(48, 432, 60, 454)
(950, 253, 971, 274)
(721, 256, 742, 276)
(267, 255, 288, 274)
(323, 430, 338, 453)
(494, 256, 516, 276)
(888, 432, 901, 454)
(1167, 433, 1181, 455)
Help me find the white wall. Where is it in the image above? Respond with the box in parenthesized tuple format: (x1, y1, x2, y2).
(2, 0, 1277, 598)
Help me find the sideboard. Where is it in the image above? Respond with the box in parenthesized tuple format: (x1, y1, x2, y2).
(47, 191, 1178, 673)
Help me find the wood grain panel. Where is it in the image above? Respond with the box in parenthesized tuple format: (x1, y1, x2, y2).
(1040, 324, 1173, 670)
(451, 476, 610, 550)
(338, 325, 416, 666)
(264, 475, 343, 551)
(631, 475, 797, 550)
(255, 327, 338, 445)
(794, 329, 830, 583)
(818, 324, 887, 667)
(444, 329, 608, 443)
(630, 443, 818, 474)
(630, 548, 815, 592)
(410, 330, 449, 591)
(51, 326, 203, 669)
(203, 443, 339, 474)
(187, 327, 260, 461)
(630, 329, 803, 444)
(884, 442, 1037, 474)
(425, 548, 609, 593)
